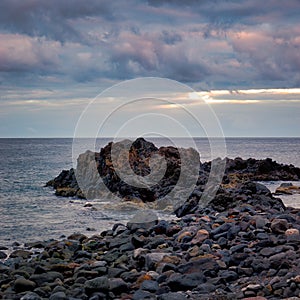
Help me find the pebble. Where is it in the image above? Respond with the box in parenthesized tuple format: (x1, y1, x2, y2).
(3, 178, 300, 299)
(0, 251, 7, 259)
(20, 292, 42, 300)
(271, 218, 289, 234)
(286, 228, 300, 236)
(14, 277, 36, 293)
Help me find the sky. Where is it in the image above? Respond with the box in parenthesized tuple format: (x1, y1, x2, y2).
(0, 0, 299, 137)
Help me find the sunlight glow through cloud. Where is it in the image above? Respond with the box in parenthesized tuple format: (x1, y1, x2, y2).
(189, 88, 300, 104)
(0, 0, 299, 137)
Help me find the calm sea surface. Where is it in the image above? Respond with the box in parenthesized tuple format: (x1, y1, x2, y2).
(0, 138, 299, 247)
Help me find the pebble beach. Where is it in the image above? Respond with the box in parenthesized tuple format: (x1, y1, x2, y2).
(1, 138, 300, 299)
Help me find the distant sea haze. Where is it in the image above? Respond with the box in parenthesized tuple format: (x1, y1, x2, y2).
(0, 137, 299, 247)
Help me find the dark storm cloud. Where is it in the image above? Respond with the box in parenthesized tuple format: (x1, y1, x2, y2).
(229, 26, 300, 87)
(103, 30, 211, 83)
(160, 31, 182, 45)
(0, 0, 115, 43)
(0, 0, 300, 88)
(147, 0, 300, 24)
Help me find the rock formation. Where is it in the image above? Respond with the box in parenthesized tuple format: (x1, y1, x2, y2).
(46, 138, 300, 217)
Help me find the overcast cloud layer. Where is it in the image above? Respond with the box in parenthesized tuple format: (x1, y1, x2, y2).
(0, 0, 299, 137)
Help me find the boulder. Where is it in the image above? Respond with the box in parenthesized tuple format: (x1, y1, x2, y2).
(46, 137, 300, 217)
(271, 218, 289, 234)
(14, 277, 36, 293)
(275, 183, 300, 195)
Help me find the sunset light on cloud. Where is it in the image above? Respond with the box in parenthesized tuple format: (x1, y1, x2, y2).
(0, 0, 299, 137)
(193, 88, 300, 104)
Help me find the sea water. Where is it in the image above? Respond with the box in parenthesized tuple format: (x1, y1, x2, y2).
(0, 138, 299, 246)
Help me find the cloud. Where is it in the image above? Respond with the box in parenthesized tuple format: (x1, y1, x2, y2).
(2, 0, 300, 137)
(228, 26, 300, 86)
(0, 0, 116, 43)
(160, 30, 182, 45)
(0, 34, 61, 72)
(104, 30, 214, 83)
(0, 0, 299, 88)
(147, 0, 300, 26)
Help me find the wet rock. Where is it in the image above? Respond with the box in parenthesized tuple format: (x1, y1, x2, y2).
(49, 291, 68, 300)
(30, 272, 64, 286)
(211, 222, 232, 237)
(254, 216, 268, 229)
(84, 276, 109, 294)
(127, 211, 158, 231)
(285, 228, 300, 236)
(14, 277, 36, 293)
(219, 270, 238, 282)
(158, 292, 187, 300)
(0, 251, 7, 259)
(178, 257, 219, 276)
(275, 183, 300, 195)
(152, 220, 170, 235)
(259, 247, 278, 257)
(191, 229, 209, 245)
(145, 252, 167, 270)
(195, 282, 217, 294)
(10, 250, 32, 259)
(20, 292, 42, 300)
(67, 233, 87, 242)
(271, 218, 289, 234)
(133, 289, 157, 299)
(167, 272, 206, 291)
(243, 296, 267, 300)
(140, 280, 159, 292)
(174, 196, 200, 217)
(107, 267, 124, 278)
(109, 278, 128, 294)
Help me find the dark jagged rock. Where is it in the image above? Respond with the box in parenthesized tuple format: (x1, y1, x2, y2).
(224, 157, 300, 181)
(275, 182, 300, 195)
(46, 138, 300, 218)
(46, 137, 199, 202)
(45, 168, 84, 199)
(202, 156, 300, 183)
(206, 181, 286, 213)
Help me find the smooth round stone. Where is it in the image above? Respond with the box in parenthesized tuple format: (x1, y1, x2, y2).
(14, 277, 36, 293)
(109, 278, 128, 294)
(271, 219, 289, 234)
(158, 292, 187, 300)
(243, 297, 267, 300)
(219, 270, 238, 282)
(20, 292, 42, 300)
(260, 247, 277, 257)
(256, 232, 269, 240)
(84, 276, 109, 293)
(49, 291, 68, 300)
(140, 280, 159, 292)
(254, 216, 268, 229)
(191, 229, 209, 245)
(0, 250, 7, 259)
(285, 228, 299, 236)
(10, 250, 33, 259)
(133, 289, 156, 300)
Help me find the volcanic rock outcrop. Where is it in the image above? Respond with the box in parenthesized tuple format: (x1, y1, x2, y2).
(46, 138, 300, 216)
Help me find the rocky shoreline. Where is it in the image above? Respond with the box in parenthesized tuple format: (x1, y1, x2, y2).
(46, 138, 300, 203)
(1, 182, 300, 299)
(2, 138, 300, 299)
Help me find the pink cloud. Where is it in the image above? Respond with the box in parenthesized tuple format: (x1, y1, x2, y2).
(228, 27, 300, 81)
(0, 34, 61, 71)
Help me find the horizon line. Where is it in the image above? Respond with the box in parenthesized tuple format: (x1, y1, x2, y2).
(0, 136, 300, 139)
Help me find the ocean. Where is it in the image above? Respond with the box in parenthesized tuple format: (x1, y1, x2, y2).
(0, 138, 299, 247)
